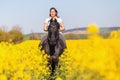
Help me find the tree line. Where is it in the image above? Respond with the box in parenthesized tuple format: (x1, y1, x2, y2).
(0, 26, 24, 43)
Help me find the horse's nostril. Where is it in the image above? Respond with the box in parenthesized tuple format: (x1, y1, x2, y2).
(51, 39, 55, 42)
(53, 42, 56, 45)
(52, 56, 56, 59)
(51, 56, 58, 62)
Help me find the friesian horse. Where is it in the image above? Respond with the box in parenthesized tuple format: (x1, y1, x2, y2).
(39, 18, 66, 75)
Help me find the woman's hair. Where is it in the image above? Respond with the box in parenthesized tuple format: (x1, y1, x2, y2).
(49, 7, 59, 18)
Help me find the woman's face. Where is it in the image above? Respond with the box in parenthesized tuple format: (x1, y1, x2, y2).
(50, 9, 56, 18)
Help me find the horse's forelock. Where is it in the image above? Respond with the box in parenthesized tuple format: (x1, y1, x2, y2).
(48, 20, 60, 31)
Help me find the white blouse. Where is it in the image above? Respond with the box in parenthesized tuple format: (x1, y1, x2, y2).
(44, 17, 63, 33)
(44, 17, 63, 25)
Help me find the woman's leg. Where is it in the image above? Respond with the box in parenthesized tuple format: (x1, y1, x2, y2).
(59, 33, 67, 48)
(40, 34, 48, 45)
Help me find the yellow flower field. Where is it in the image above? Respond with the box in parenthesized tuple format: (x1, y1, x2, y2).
(0, 24, 120, 80)
(0, 37, 120, 80)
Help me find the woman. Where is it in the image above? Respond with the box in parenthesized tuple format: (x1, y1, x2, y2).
(41, 7, 66, 47)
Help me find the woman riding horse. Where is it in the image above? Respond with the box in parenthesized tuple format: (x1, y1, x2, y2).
(40, 7, 66, 75)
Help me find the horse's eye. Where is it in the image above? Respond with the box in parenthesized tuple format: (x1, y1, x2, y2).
(48, 38, 51, 40)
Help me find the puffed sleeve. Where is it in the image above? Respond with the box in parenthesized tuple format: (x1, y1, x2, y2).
(44, 18, 50, 23)
(57, 18, 63, 23)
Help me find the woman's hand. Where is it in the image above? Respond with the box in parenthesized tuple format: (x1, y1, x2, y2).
(59, 22, 65, 32)
(44, 23, 48, 31)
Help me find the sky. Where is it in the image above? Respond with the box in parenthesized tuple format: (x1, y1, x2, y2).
(0, 0, 120, 34)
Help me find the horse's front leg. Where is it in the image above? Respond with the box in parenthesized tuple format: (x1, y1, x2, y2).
(51, 55, 59, 66)
(53, 44, 62, 66)
(49, 46, 60, 72)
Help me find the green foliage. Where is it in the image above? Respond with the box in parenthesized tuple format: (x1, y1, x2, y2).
(30, 33, 41, 40)
(64, 34, 88, 39)
(99, 32, 110, 39)
(0, 28, 10, 42)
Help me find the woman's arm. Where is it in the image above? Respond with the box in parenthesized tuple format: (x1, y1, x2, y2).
(59, 22, 65, 32)
(44, 23, 48, 31)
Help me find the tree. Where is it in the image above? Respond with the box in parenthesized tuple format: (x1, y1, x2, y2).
(9, 26, 24, 43)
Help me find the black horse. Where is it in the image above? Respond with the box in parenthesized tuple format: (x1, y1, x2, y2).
(39, 18, 66, 75)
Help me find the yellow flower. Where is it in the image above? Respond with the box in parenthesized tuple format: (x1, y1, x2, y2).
(55, 77, 63, 80)
(0, 74, 7, 80)
(87, 23, 99, 34)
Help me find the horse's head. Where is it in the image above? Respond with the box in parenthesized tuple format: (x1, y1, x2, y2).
(48, 18, 60, 46)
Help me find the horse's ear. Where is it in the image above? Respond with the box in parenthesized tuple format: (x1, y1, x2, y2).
(54, 19, 57, 22)
(50, 18, 53, 22)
